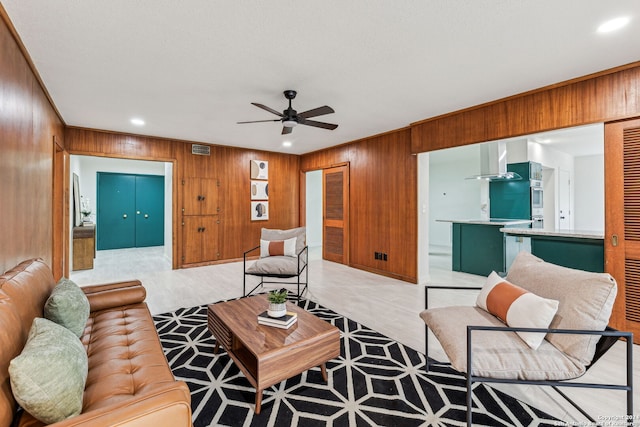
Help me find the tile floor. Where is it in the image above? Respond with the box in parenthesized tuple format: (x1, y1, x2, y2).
(71, 246, 640, 424)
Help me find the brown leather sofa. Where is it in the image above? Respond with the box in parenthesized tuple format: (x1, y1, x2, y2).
(0, 258, 192, 427)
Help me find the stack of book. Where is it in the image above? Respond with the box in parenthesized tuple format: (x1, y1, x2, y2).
(257, 311, 298, 329)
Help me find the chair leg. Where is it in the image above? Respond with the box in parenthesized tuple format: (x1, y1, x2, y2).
(425, 323, 430, 372)
(466, 375, 473, 426)
(424, 288, 429, 372)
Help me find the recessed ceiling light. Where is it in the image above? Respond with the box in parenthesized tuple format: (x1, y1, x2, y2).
(130, 118, 145, 126)
(597, 16, 630, 33)
(282, 141, 292, 148)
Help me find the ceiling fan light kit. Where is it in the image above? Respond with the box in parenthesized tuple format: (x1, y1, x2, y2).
(238, 90, 338, 135)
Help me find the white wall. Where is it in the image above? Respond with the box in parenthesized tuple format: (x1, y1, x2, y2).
(305, 170, 323, 248)
(429, 145, 483, 248)
(574, 154, 604, 231)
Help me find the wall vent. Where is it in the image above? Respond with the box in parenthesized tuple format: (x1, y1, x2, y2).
(191, 144, 211, 156)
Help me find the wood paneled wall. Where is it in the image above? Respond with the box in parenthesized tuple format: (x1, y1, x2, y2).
(411, 62, 640, 153)
(65, 128, 300, 267)
(301, 129, 418, 283)
(0, 11, 64, 275)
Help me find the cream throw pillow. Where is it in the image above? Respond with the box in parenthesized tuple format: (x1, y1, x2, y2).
(476, 271, 559, 350)
(260, 237, 297, 258)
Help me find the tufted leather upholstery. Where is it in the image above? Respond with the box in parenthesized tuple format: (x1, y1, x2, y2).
(0, 259, 191, 427)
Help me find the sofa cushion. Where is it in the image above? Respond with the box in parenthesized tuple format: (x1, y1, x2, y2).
(246, 256, 300, 276)
(505, 252, 617, 366)
(476, 271, 559, 350)
(421, 306, 585, 380)
(9, 318, 88, 424)
(44, 278, 90, 337)
(81, 303, 177, 412)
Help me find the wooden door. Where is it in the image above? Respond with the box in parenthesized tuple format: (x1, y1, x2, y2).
(323, 165, 349, 264)
(201, 216, 220, 262)
(182, 216, 219, 264)
(183, 178, 219, 215)
(182, 216, 203, 264)
(605, 118, 640, 342)
(182, 178, 202, 216)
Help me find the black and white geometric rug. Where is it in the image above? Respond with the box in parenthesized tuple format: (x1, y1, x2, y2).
(154, 299, 560, 426)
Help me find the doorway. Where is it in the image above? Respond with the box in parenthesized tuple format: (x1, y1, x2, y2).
(69, 155, 173, 272)
(305, 164, 350, 265)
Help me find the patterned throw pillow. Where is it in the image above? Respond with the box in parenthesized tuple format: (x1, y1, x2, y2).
(260, 237, 297, 257)
(476, 271, 559, 350)
(44, 278, 90, 337)
(9, 318, 88, 424)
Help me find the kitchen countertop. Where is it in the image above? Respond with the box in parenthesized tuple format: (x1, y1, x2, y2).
(436, 219, 534, 226)
(499, 228, 604, 239)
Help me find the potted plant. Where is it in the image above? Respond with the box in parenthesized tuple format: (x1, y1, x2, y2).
(267, 289, 288, 318)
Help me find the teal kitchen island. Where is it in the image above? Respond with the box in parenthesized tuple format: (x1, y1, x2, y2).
(439, 219, 533, 276)
(500, 228, 604, 273)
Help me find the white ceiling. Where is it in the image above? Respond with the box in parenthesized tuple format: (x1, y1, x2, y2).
(2, 1, 638, 155)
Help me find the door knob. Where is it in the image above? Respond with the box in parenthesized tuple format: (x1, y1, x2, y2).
(136, 211, 140, 215)
(144, 214, 149, 218)
(123, 214, 127, 219)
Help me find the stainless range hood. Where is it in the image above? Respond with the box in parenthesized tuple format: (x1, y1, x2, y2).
(465, 140, 522, 181)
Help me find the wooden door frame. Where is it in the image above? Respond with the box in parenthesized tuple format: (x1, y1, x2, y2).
(299, 162, 350, 265)
(66, 152, 179, 269)
(52, 136, 69, 280)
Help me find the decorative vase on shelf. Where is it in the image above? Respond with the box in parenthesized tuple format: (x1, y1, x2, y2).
(267, 289, 288, 318)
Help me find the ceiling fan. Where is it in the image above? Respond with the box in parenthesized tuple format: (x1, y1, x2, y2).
(238, 90, 338, 135)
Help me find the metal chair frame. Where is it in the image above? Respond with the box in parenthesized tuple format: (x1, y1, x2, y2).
(424, 285, 634, 427)
(243, 245, 308, 302)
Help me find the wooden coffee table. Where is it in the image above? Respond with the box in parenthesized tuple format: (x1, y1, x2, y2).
(207, 295, 340, 414)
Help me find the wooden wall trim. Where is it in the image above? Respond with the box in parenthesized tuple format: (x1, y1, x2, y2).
(411, 61, 640, 153)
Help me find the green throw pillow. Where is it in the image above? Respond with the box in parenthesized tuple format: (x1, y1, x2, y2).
(44, 278, 90, 337)
(9, 318, 88, 424)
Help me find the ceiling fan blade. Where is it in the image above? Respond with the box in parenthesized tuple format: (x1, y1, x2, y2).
(281, 126, 293, 135)
(298, 118, 338, 130)
(237, 119, 281, 124)
(298, 105, 334, 119)
(251, 103, 283, 117)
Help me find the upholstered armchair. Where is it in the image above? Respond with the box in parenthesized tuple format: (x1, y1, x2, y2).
(243, 227, 308, 301)
(420, 252, 633, 426)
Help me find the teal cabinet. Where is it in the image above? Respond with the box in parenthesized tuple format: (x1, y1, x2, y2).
(531, 236, 604, 273)
(452, 223, 505, 276)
